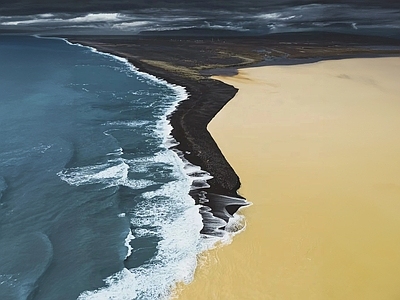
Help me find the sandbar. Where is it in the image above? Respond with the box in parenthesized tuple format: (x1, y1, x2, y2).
(176, 57, 400, 299)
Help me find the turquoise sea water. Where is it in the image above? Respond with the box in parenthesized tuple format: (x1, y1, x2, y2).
(0, 36, 219, 300)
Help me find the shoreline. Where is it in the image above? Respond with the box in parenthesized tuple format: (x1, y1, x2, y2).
(64, 32, 400, 234)
(64, 36, 249, 235)
(59, 33, 400, 298)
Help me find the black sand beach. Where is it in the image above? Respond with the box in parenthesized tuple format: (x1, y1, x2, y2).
(66, 32, 400, 234)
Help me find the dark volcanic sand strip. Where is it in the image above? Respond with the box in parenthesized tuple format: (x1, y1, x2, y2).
(64, 33, 400, 235)
(65, 36, 250, 235)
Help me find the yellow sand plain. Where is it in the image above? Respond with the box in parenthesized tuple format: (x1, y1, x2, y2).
(176, 57, 400, 299)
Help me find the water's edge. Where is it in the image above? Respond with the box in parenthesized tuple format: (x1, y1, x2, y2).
(52, 36, 248, 299)
(62, 37, 249, 237)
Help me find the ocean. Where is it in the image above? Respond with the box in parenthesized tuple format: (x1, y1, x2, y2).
(0, 35, 223, 300)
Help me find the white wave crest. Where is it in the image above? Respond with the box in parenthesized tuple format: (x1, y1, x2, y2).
(57, 160, 155, 190)
(78, 268, 138, 300)
(124, 230, 135, 259)
(104, 120, 151, 128)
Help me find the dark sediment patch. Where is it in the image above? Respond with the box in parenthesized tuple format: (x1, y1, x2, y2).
(64, 32, 400, 235)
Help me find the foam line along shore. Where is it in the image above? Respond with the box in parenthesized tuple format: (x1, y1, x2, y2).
(64, 33, 400, 234)
(64, 36, 251, 237)
(63, 34, 400, 299)
(58, 36, 247, 298)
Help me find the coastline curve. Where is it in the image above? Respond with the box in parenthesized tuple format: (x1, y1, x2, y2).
(63, 36, 249, 236)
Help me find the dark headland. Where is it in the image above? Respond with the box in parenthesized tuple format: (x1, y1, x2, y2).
(66, 32, 400, 235)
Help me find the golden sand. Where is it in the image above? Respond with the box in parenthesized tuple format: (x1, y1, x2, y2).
(176, 57, 400, 299)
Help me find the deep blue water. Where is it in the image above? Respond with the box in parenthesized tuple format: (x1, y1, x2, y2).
(0, 36, 212, 300)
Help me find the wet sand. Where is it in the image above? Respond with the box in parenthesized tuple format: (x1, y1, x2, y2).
(176, 57, 400, 299)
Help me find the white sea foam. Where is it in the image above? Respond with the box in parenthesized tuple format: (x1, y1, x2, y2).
(79, 198, 206, 300)
(133, 228, 156, 238)
(107, 147, 123, 157)
(104, 120, 151, 127)
(226, 212, 247, 235)
(64, 38, 188, 118)
(78, 268, 138, 300)
(76, 134, 211, 300)
(124, 230, 135, 259)
(57, 159, 155, 190)
(183, 162, 212, 181)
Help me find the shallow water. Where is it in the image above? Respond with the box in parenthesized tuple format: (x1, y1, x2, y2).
(0, 36, 209, 300)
